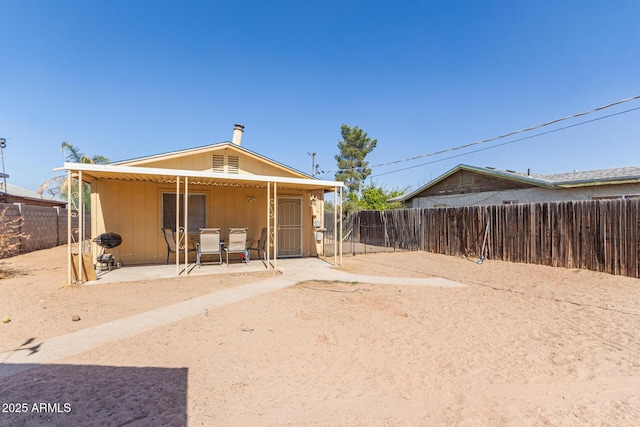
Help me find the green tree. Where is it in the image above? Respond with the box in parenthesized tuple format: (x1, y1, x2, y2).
(334, 124, 377, 196)
(38, 142, 110, 209)
(360, 182, 407, 211)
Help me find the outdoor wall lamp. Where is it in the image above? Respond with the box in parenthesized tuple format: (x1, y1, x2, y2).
(247, 196, 255, 203)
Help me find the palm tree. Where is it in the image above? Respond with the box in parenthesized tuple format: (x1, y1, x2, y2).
(59, 141, 110, 165)
(38, 142, 110, 209)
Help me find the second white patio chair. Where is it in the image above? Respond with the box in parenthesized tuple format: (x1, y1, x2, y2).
(224, 228, 249, 265)
(196, 228, 222, 266)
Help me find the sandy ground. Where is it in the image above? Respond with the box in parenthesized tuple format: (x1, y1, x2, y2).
(0, 245, 639, 426)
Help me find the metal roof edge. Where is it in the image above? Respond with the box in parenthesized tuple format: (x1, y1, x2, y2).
(468, 166, 555, 188)
(391, 165, 467, 202)
(555, 177, 640, 188)
(55, 162, 344, 188)
(112, 142, 229, 165)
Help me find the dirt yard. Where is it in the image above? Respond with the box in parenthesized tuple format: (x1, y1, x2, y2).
(1, 245, 639, 426)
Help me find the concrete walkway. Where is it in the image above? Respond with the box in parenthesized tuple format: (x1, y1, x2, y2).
(0, 258, 465, 378)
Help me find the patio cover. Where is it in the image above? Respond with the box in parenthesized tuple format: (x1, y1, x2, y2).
(55, 162, 344, 283)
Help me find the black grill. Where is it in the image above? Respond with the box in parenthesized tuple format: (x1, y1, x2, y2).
(93, 232, 123, 249)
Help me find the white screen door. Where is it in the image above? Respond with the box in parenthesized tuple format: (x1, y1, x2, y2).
(277, 197, 302, 257)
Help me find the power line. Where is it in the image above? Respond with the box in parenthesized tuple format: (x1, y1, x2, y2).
(325, 94, 640, 174)
(369, 105, 640, 178)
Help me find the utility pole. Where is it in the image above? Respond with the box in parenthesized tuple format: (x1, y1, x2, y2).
(307, 151, 316, 177)
(0, 138, 6, 193)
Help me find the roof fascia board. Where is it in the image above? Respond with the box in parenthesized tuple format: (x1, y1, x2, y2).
(394, 165, 465, 201)
(7, 195, 66, 206)
(228, 144, 312, 179)
(55, 162, 344, 188)
(112, 143, 229, 165)
(555, 178, 640, 188)
(461, 165, 554, 188)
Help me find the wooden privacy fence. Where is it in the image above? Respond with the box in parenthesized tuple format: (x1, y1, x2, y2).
(344, 199, 640, 278)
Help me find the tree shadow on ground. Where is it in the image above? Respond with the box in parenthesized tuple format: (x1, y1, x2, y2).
(0, 265, 30, 280)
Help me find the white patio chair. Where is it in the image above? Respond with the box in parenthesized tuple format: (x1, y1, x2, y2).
(224, 228, 249, 265)
(196, 228, 222, 266)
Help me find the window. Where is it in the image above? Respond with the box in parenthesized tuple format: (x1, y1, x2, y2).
(162, 193, 206, 233)
(502, 200, 519, 205)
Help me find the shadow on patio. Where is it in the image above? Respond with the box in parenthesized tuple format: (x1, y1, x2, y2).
(87, 257, 336, 285)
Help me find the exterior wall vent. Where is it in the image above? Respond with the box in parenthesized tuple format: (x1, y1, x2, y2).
(212, 154, 224, 173)
(228, 156, 239, 174)
(460, 171, 474, 187)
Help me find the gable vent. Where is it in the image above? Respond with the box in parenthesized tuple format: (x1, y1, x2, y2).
(460, 171, 474, 187)
(228, 156, 239, 174)
(212, 154, 224, 173)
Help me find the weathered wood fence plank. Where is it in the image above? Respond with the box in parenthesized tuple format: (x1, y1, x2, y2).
(349, 199, 640, 278)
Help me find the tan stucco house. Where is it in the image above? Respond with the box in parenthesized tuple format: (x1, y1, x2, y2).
(56, 124, 344, 283)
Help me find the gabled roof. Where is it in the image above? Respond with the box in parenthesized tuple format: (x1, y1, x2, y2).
(393, 164, 640, 202)
(56, 140, 344, 192)
(113, 142, 313, 180)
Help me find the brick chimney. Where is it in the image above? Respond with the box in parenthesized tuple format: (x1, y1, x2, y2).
(232, 123, 245, 145)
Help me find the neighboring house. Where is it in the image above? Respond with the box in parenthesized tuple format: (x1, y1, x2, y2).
(392, 164, 640, 208)
(55, 124, 344, 275)
(0, 181, 67, 208)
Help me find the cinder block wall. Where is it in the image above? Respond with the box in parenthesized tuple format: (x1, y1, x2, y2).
(20, 205, 61, 251)
(0, 203, 91, 257)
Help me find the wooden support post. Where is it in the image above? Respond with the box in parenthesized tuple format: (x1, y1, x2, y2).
(67, 170, 72, 285)
(176, 178, 180, 277)
(184, 177, 189, 274)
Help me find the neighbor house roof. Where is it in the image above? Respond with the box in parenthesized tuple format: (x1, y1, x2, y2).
(0, 182, 67, 207)
(1, 183, 42, 198)
(392, 164, 640, 202)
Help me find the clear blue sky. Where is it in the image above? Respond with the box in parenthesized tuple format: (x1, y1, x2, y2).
(1, 1, 639, 194)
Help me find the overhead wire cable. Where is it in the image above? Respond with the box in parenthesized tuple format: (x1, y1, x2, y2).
(368, 105, 640, 178)
(326, 94, 640, 174)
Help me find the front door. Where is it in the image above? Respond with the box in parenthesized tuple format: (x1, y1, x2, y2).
(277, 197, 302, 257)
